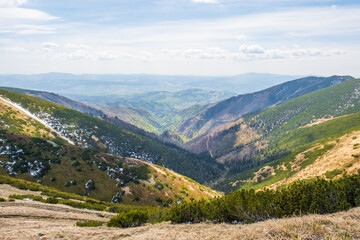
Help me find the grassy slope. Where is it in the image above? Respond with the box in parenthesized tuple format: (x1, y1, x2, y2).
(185, 78, 360, 160)
(0, 89, 223, 184)
(226, 111, 360, 191)
(248, 78, 360, 136)
(0, 130, 219, 205)
(0, 97, 67, 144)
(0, 90, 220, 205)
(209, 79, 360, 191)
(175, 76, 353, 141)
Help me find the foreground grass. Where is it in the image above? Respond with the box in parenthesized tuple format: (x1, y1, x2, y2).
(76, 220, 103, 227)
(1, 201, 360, 239)
(1, 179, 360, 239)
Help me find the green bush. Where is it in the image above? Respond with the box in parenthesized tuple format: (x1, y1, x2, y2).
(71, 160, 81, 167)
(168, 175, 360, 224)
(154, 181, 164, 190)
(154, 196, 163, 203)
(45, 197, 59, 204)
(76, 220, 103, 227)
(325, 169, 343, 179)
(107, 210, 148, 228)
(85, 179, 95, 190)
(0, 197, 5, 202)
(8, 194, 44, 202)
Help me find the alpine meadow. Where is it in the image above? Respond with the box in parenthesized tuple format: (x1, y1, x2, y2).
(1, 0, 360, 239)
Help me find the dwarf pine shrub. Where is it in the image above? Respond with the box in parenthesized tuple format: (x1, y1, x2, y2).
(107, 210, 148, 228)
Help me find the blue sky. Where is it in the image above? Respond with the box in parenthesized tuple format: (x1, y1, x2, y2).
(0, 0, 359, 76)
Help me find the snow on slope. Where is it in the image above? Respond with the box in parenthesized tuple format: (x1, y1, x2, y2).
(0, 96, 75, 145)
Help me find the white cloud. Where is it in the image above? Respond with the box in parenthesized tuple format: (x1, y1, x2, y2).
(0, 8, 57, 21)
(0, 0, 26, 7)
(140, 51, 152, 61)
(97, 51, 131, 61)
(0, 5, 358, 76)
(192, 0, 218, 3)
(2, 47, 28, 52)
(235, 35, 247, 41)
(0, 3, 58, 35)
(65, 43, 90, 49)
(163, 45, 346, 61)
(236, 46, 346, 60)
(42, 42, 58, 48)
(40, 42, 58, 56)
(239, 44, 264, 54)
(162, 47, 228, 59)
(66, 49, 89, 60)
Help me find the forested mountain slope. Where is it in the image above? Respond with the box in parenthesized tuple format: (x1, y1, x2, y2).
(206, 79, 360, 191)
(222, 111, 360, 192)
(176, 75, 353, 140)
(187, 78, 360, 159)
(0, 89, 223, 184)
(0, 92, 219, 205)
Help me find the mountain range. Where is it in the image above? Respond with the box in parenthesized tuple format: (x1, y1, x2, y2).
(1, 74, 360, 209)
(2, 72, 360, 239)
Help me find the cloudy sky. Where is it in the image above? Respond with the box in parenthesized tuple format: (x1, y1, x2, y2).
(0, 0, 359, 76)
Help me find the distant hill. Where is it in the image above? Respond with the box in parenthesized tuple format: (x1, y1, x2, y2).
(0, 72, 298, 96)
(72, 88, 236, 117)
(176, 75, 354, 140)
(0, 87, 105, 117)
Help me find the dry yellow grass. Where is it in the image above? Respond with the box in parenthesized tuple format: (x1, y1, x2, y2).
(129, 157, 221, 199)
(0, 97, 68, 142)
(269, 131, 360, 190)
(1, 184, 360, 240)
(1, 200, 360, 240)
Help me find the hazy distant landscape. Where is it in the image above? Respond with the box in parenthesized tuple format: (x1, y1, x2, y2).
(1, 0, 360, 239)
(0, 72, 299, 96)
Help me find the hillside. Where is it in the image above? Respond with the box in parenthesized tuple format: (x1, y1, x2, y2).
(211, 80, 360, 191)
(0, 86, 105, 117)
(187, 78, 360, 160)
(0, 86, 165, 140)
(175, 75, 353, 140)
(0, 131, 218, 205)
(0, 94, 219, 205)
(0, 89, 223, 184)
(227, 111, 360, 191)
(169, 79, 360, 191)
(75, 88, 235, 118)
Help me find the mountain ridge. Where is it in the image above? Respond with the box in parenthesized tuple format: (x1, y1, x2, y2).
(174, 75, 354, 140)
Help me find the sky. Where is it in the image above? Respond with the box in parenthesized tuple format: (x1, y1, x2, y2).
(0, 0, 359, 76)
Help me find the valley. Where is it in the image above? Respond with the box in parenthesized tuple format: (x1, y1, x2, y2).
(1, 0, 360, 238)
(1, 74, 360, 239)
(2, 76, 360, 194)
